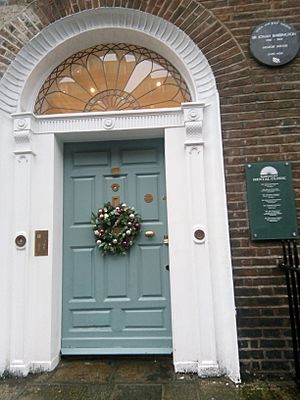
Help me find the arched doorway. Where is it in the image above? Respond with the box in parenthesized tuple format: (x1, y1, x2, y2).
(35, 43, 191, 355)
(1, 8, 240, 382)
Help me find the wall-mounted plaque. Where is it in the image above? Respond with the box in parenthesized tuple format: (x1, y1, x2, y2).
(35, 230, 48, 256)
(250, 21, 300, 66)
(245, 161, 299, 241)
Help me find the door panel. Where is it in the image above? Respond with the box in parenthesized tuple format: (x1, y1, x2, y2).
(62, 139, 172, 354)
(73, 177, 95, 224)
(72, 247, 94, 299)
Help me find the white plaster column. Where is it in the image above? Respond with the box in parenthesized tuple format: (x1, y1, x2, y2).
(183, 103, 218, 376)
(9, 117, 35, 375)
(0, 113, 14, 375)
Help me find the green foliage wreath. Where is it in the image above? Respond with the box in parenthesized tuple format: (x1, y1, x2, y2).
(91, 202, 141, 255)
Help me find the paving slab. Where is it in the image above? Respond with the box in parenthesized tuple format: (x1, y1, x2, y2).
(46, 359, 114, 384)
(112, 357, 174, 383)
(200, 379, 241, 399)
(237, 383, 300, 400)
(163, 382, 199, 400)
(0, 356, 299, 400)
(83, 384, 113, 400)
(0, 383, 24, 400)
(14, 384, 86, 400)
(110, 384, 162, 400)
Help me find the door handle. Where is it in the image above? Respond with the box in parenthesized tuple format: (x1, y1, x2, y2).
(145, 230, 155, 238)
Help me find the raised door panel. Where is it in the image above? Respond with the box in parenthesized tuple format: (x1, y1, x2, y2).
(71, 247, 95, 300)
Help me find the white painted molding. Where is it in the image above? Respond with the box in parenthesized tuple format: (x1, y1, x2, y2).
(12, 104, 208, 137)
(10, 144, 34, 376)
(30, 355, 60, 374)
(198, 361, 221, 378)
(183, 103, 204, 149)
(184, 127, 218, 373)
(0, 8, 217, 114)
(174, 361, 199, 374)
(13, 116, 35, 155)
(12, 107, 187, 135)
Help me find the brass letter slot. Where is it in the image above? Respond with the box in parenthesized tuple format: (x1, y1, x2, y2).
(35, 230, 48, 256)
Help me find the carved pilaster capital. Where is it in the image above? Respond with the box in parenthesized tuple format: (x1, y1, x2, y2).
(182, 103, 205, 149)
(14, 118, 30, 131)
(13, 115, 35, 155)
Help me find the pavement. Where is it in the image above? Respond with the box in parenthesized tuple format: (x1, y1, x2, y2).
(0, 355, 299, 400)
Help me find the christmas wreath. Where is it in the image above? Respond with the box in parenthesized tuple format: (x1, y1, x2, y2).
(91, 202, 141, 255)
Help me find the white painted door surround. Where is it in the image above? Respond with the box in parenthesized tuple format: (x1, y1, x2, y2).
(0, 8, 240, 382)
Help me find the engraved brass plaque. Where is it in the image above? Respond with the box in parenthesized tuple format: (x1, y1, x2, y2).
(35, 230, 48, 256)
(112, 196, 120, 207)
(144, 193, 153, 203)
(111, 183, 120, 192)
(111, 167, 120, 176)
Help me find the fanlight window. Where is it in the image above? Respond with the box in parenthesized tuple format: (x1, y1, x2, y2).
(34, 44, 191, 115)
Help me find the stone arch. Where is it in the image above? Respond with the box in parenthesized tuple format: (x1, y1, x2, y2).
(0, 1, 252, 114)
(0, 7, 217, 113)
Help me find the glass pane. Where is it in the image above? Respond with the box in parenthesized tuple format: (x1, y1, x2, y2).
(34, 44, 191, 115)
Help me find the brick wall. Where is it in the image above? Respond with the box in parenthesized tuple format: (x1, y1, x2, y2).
(0, 0, 299, 378)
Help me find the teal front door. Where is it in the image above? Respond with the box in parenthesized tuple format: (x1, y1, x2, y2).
(62, 139, 172, 354)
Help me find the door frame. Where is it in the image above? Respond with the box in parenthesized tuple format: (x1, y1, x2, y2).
(3, 8, 240, 382)
(10, 104, 240, 382)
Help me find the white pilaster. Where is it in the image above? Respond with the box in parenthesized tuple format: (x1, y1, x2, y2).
(9, 117, 35, 375)
(0, 113, 14, 375)
(183, 103, 218, 376)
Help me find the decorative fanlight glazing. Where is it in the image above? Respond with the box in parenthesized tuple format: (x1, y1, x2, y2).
(34, 44, 191, 115)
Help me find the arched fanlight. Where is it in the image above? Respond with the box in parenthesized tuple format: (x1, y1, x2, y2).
(34, 44, 191, 115)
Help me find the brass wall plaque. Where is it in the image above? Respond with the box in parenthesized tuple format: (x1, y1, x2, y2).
(111, 183, 120, 192)
(112, 196, 120, 207)
(111, 167, 120, 176)
(144, 193, 153, 203)
(35, 230, 48, 256)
